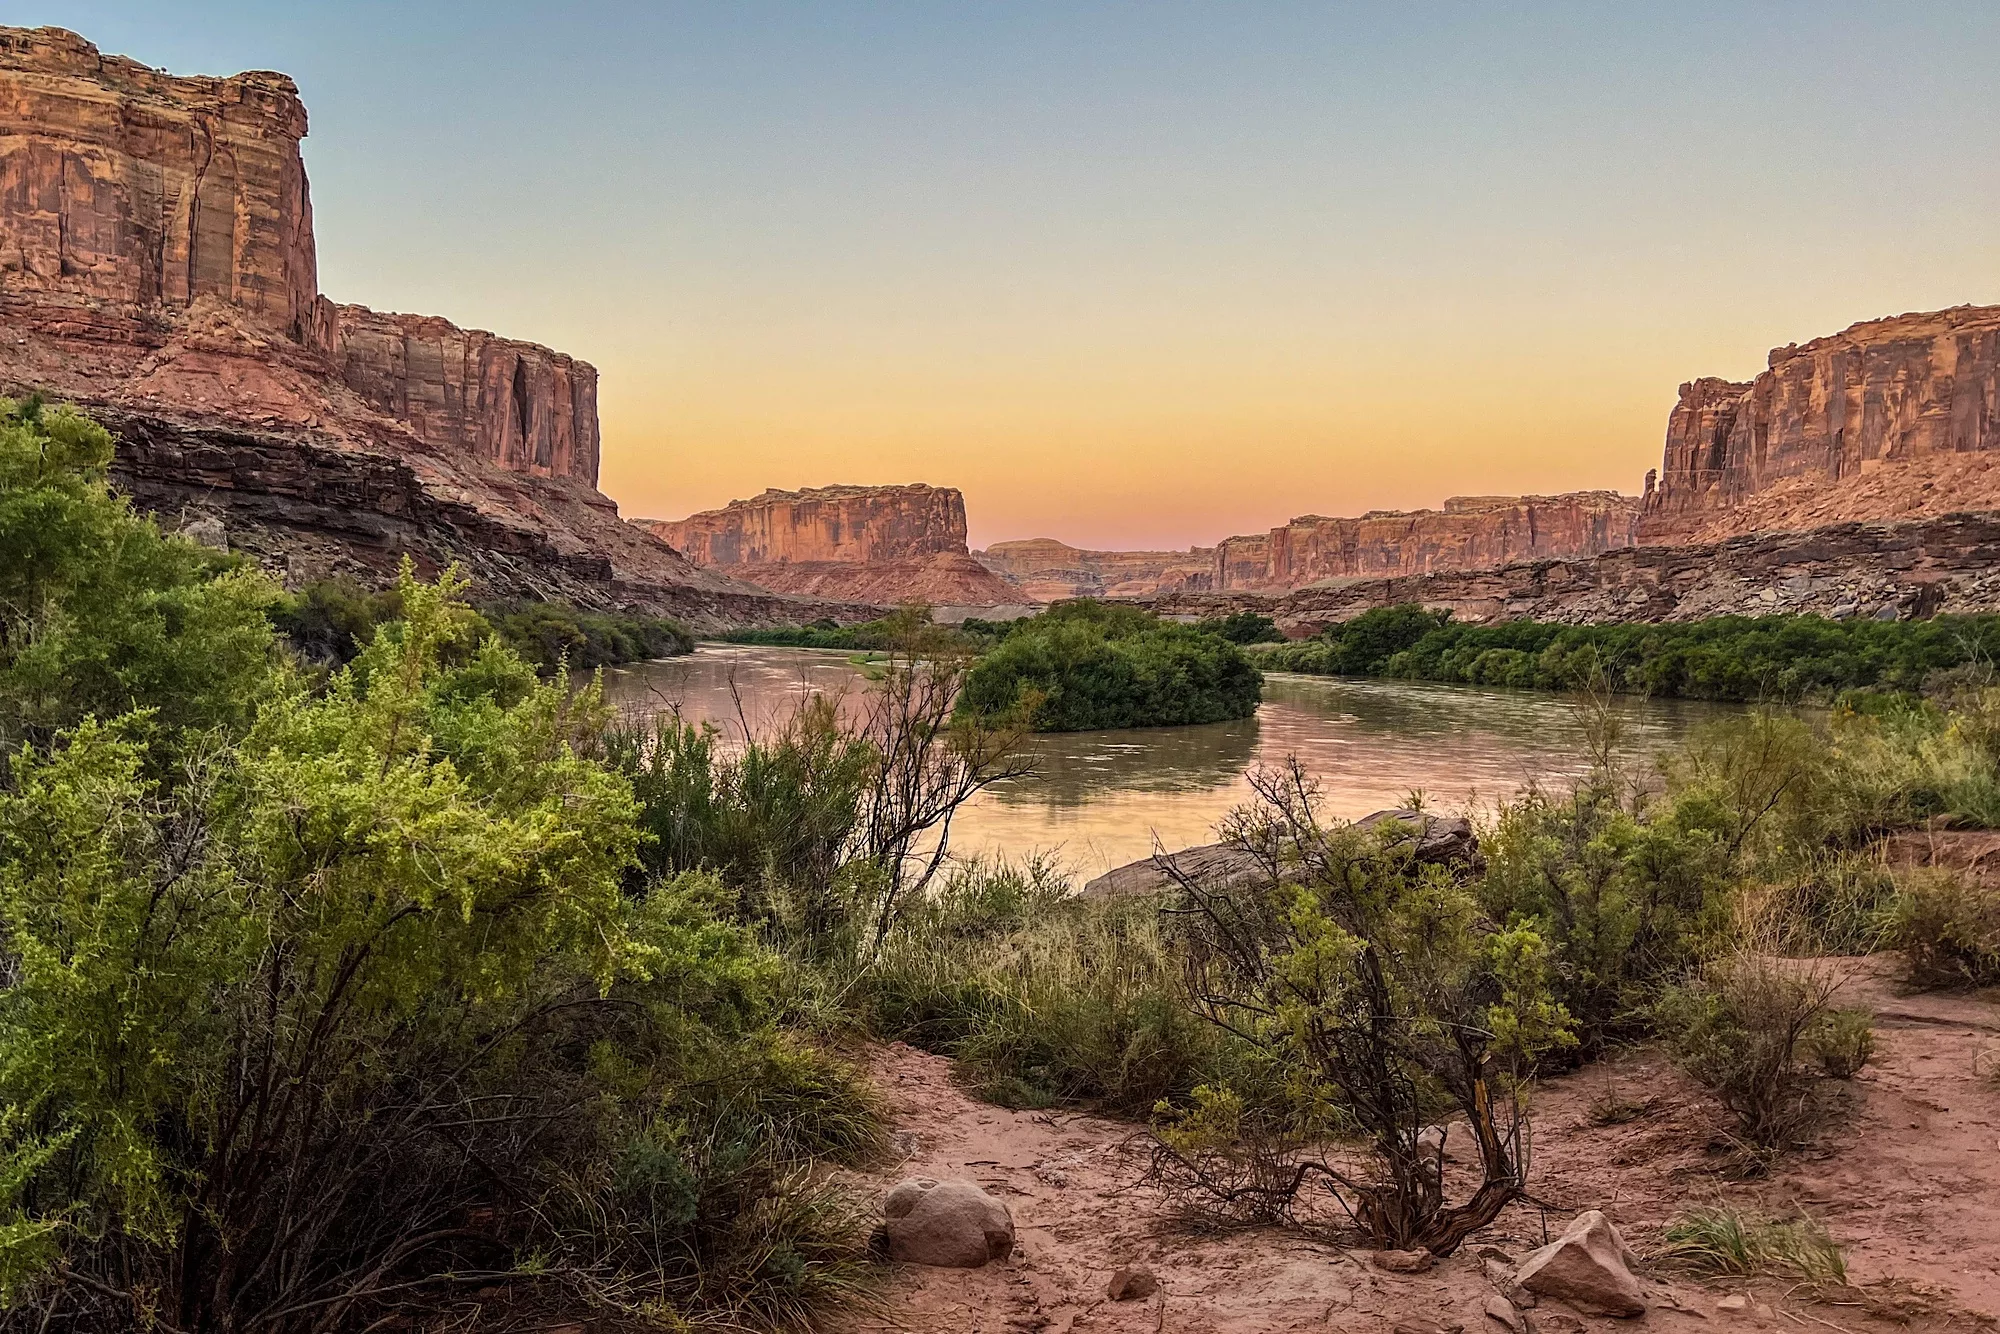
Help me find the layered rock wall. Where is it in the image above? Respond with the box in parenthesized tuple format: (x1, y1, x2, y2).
(1212, 492, 1640, 592)
(648, 484, 970, 566)
(1150, 513, 2000, 633)
(1642, 306, 2000, 542)
(974, 538, 1215, 600)
(0, 26, 600, 489)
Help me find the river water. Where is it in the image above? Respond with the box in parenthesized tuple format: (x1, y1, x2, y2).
(601, 645, 1735, 880)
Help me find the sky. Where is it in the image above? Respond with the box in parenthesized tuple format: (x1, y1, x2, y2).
(19, 2, 2000, 550)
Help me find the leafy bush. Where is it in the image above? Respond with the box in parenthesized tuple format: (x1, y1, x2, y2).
(1879, 869, 2000, 989)
(958, 600, 1262, 731)
(1196, 611, 1286, 645)
(1157, 763, 1575, 1254)
(1806, 1007, 1876, 1079)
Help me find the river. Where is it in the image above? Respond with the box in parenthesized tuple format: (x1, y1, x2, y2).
(600, 645, 1736, 880)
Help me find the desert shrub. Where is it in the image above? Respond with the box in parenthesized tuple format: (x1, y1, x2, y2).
(1656, 951, 1845, 1157)
(958, 601, 1262, 731)
(1805, 1007, 1876, 1079)
(0, 395, 280, 762)
(1660, 1205, 1847, 1284)
(0, 520, 882, 1330)
(1878, 869, 2000, 988)
(1156, 763, 1575, 1254)
(863, 864, 1258, 1115)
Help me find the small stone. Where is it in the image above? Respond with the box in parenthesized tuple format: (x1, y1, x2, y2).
(1105, 1265, 1159, 1301)
(1717, 1295, 1749, 1314)
(1374, 1247, 1437, 1273)
(1513, 1209, 1645, 1317)
(1485, 1294, 1528, 1334)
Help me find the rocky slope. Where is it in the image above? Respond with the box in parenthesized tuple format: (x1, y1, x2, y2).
(641, 484, 1027, 606)
(975, 538, 1217, 600)
(0, 25, 841, 626)
(1641, 305, 2000, 543)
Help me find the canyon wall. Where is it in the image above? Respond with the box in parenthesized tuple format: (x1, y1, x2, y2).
(975, 539, 1215, 600)
(0, 25, 840, 624)
(1150, 512, 2000, 634)
(1641, 305, 2000, 543)
(1211, 492, 1641, 592)
(642, 484, 1026, 606)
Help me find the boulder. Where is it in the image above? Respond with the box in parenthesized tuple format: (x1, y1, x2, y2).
(1354, 810, 1483, 872)
(1106, 1265, 1159, 1301)
(1513, 1210, 1645, 1317)
(1484, 1294, 1528, 1334)
(882, 1177, 1015, 1268)
(1373, 1247, 1436, 1274)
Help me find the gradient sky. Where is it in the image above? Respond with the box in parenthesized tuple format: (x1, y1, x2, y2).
(20, 2, 2000, 549)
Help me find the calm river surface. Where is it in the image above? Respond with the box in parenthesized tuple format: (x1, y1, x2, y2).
(602, 645, 1736, 880)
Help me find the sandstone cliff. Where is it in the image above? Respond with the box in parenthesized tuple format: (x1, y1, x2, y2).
(974, 538, 1215, 601)
(1151, 513, 2000, 633)
(1211, 493, 1641, 592)
(642, 484, 1027, 607)
(0, 25, 837, 626)
(1641, 305, 2000, 543)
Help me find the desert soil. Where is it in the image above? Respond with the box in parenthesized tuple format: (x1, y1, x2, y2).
(835, 956, 1999, 1334)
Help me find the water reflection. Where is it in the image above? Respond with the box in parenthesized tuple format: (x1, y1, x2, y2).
(603, 645, 1738, 880)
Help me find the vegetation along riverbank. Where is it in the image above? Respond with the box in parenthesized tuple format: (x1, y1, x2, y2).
(1252, 602, 2000, 702)
(7, 401, 2000, 1330)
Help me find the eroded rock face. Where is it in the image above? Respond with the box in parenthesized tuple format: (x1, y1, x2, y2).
(1213, 493, 1641, 592)
(642, 484, 1030, 607)
(649, 484, 970, 566)
(0, 24, 829, 623)
(1642, 306, 2000, 542)
(975, 538, 1216, 600)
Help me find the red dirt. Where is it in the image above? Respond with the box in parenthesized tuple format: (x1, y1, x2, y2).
(835, 957, 2000, 1334)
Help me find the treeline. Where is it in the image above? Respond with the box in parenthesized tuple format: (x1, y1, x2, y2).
(1252, 603, 2000, 701)
(273, 576, 694, 672)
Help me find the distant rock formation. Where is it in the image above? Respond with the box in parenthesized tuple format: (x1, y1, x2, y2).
(1640, 305, 2000, 543)
(0, 25, 839, 625)
(640, 484, 1026, 607)
(974, 538, 1215, 600)
(1211, 493, 1641, 592)
(1149, 511, 2000, 631)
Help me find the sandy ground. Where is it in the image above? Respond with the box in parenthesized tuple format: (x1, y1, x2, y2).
(834, 958, 2000, 1334)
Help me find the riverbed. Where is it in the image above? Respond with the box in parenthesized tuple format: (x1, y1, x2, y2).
(601, 644, 1736, 879)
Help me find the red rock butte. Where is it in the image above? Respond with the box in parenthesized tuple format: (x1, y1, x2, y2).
(639, 484, 1029, 608)
(0, 25, 847, 625)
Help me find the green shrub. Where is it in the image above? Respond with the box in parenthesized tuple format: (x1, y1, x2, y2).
(1805, 1007, 1876, 1079)
(1196, 611, 1285, 645)
(1879, 869, 2000, 988)
(957, 601, 1262, 731)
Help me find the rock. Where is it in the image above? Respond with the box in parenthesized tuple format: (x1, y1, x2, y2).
(882, 1177, 1015, 1268)
(1373, 1248, 1436, 1274)
(1085, 810, 1481, 899)
(0, 23, 873, 630)
(180, 516, 228, 551)
(975, 538, 1216, 600)
(1212, 493, 1641, 593)
(1105, 1266, 1159, 1301)
(641, 484, 1027, 607)
(1484, 1258, 1534, 1306)
(1513, 1210, 1645, 1317)
(1485, 1294, 1528, 1334)
(1354, 810, 1484, 872)
(1717, 1294, 1749, 1314)
(1645, 307, 2000, 545)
